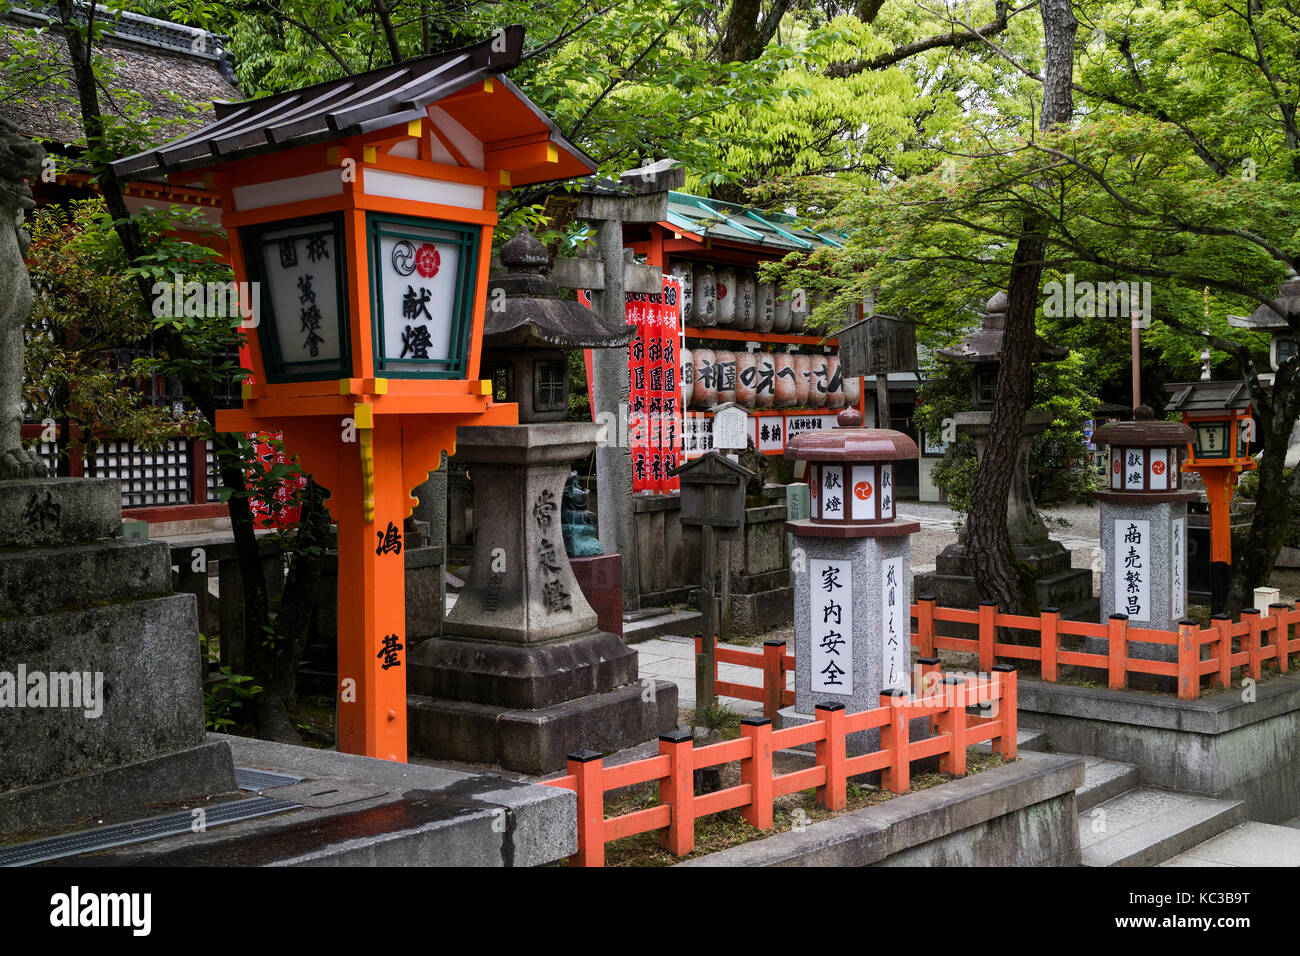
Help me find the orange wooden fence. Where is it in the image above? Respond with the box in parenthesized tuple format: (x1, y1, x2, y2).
(693, 637, 794, 717)
(543, 667, 1017, 867)
(914, 597, 1299, 700)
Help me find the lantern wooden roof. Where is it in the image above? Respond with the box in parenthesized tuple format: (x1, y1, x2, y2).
(1165, 381, 1252, 414)
(785, 408, 919, 462)
(110, 25, 595, 186)
(1227, 276, 1300, 333)
(1093, 405, 1193, 447)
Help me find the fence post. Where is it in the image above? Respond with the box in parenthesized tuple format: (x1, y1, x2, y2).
(939, 675, 966, 776)
(992, 664, 1017, 759)
(917, 656, 941, 734)
(658, 730, 695, 857)
(762, 641, 785, 719)
(1107, 614, 1129, 690)
(978, 600, 998, 672)
(1211, 613, 1233, 688)
(813, 703, 847, 811)
(740, 717, 774, 830)
(879, 689, 910, 794)
(1271, 604, 1293, 673)
(1177, 620, 1198, 700)
(917, 594, 937, 658)
(1243, 608, 1262, 681)
(1040, 606, 1060, 683)
(567, 749, 606, 868)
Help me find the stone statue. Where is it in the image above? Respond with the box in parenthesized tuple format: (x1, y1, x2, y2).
(0, 115, 46, 479)
(561, 470, 604, 557)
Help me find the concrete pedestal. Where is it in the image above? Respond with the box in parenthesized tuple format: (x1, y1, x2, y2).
(405, 424, 675, 773)
(1094, 493, 1195, 665)
(781, 519, 919, 755)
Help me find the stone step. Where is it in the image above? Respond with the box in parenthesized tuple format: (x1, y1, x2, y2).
(1162, 821, 1300, 867)
(1078, 789, 1245, 867)
(623, 607, 704, 644)
(0, 537, 170, 617)
(971, 728, 1048, 756)
(1076, 757, 1141, 813)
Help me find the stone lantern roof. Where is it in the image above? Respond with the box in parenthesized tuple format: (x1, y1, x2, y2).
(785, 407, 919, 462)
(938, 291, 1069, 365)
(1094, 405, 1193, 448)
(481, 227, 635, 350)
(1228, 275, 1300, 333)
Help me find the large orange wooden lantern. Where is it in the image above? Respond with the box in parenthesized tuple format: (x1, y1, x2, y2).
(1165, 381, 1256, 613)
(111, 27, 596, 761)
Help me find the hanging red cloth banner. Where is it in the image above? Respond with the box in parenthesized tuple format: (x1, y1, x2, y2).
(582, 277, 683, 494)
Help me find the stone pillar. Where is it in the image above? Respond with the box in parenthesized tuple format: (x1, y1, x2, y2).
(591, 221, 640, 610)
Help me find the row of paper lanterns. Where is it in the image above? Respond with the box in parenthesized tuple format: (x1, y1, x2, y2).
(671, 263, 848, 331)
(682, 349, 860, 411)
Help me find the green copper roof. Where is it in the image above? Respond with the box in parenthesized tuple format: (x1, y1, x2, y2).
(664, 191, 843, 253)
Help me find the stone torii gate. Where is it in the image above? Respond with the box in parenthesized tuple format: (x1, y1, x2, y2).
(548, 158, 686, 610)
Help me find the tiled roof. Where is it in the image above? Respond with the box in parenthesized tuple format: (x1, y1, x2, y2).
(663, 191, 844, 253)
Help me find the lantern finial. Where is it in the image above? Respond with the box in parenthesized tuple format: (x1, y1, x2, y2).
(499, 225, 550, 275)
(837, 407, 864, 428)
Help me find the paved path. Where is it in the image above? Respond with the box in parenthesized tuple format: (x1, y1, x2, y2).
(636, 635, 793, 715)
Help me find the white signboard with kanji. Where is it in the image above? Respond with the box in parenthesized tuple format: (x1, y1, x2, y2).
(259, 221, 344, 370)
(810, 558, 852, 694)
(1115, 519, 1151, 622)
(881, 555, 908, 691)
(1171, 517, 1186, 620)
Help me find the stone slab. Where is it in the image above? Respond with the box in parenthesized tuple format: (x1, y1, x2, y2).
(0, 592, 203, 791)
(0, 477, 122, 548)
(51, 733, 576, 867)
(678, 751, 1085, 867)
(0, 741, 236, 839)
(0, 537, 170, 617)
(1075, 758, 1140, 813)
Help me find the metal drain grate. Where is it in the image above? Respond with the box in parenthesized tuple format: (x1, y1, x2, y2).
(0, 796, 301, 867)
(235, 767, 304, 791)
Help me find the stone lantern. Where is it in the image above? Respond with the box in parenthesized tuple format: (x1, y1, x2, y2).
(480, 227, 634, 422)
(914, 292, 1095, 621)
(1093, 406, 1196, 664)
(782, 407, 921, 753)
(407, 228, 672, 774)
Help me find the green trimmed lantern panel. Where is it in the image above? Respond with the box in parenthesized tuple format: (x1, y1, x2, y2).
(243, 213, 351, 383)
(367, 213, 480, 379)
(1192, 420, 1231, 459)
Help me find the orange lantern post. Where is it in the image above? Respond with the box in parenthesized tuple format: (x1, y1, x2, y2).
(111, 27, 596, 760)
(1165, 382, 1256, 614)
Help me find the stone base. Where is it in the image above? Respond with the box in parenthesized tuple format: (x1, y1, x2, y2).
(1018, 674, 1300, 823)
(407, 629, 638, 709)
(0, 741, 237, 839)
(915, 538, 1096, 637)
(408, 680, 679, 774)
(570, 553, 623, 637)
(727, 584, 793, 635)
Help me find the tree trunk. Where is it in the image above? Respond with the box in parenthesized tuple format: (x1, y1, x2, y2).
(1227, 361, 1300, 613)
(966, 0, 1076, 614)
(249, 478, 330, 743)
